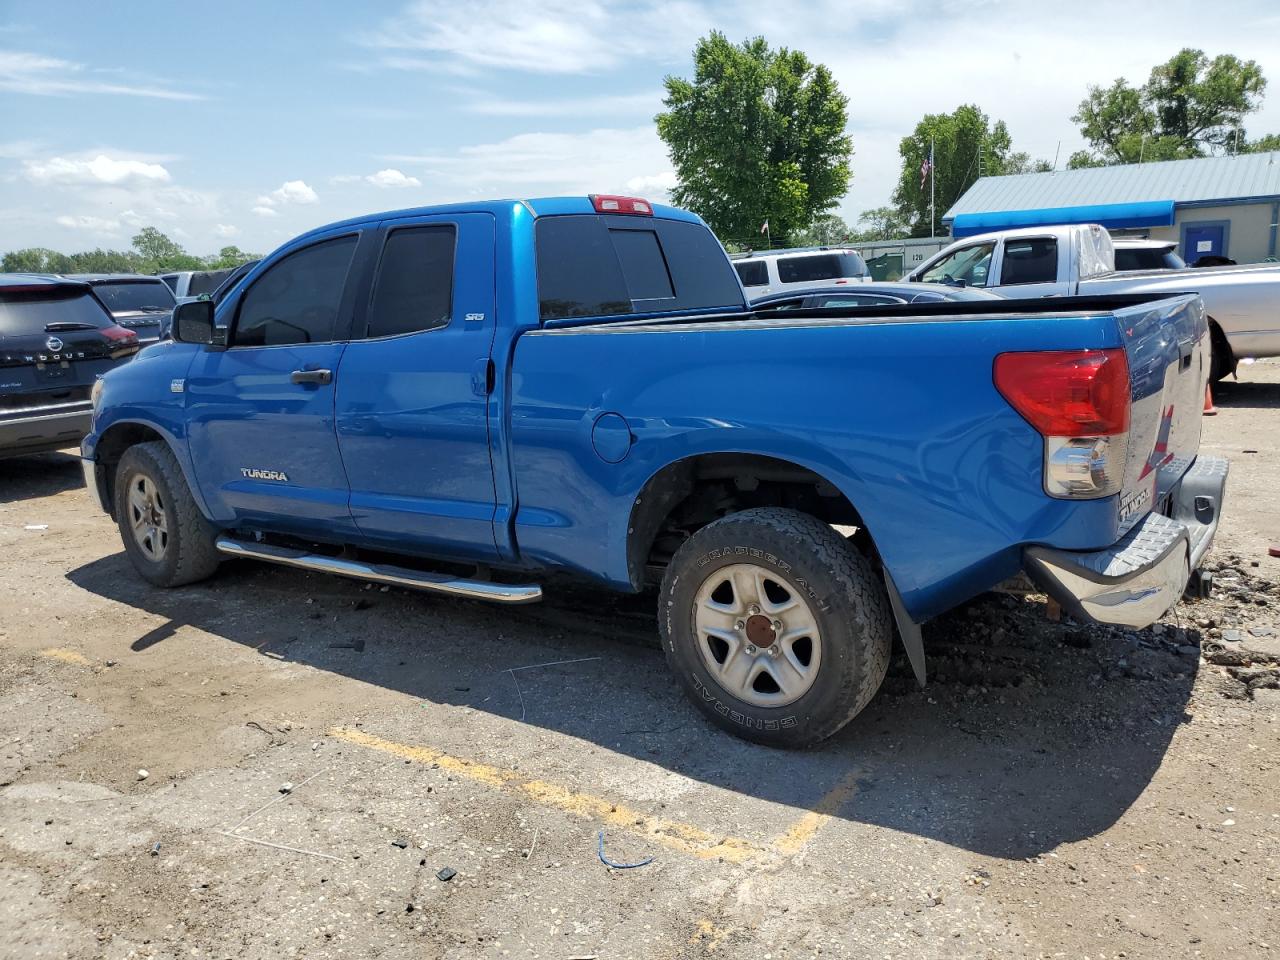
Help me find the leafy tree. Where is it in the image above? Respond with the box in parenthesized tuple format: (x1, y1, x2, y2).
(891, 105, 1025, 238)
(1070, 49, 1268, 166)
(131, 227, 203, 273)
(657, 31, 852, 247)
(1003, 152, 1054, 175)
(205, 245, 259, 269)
(1245, 132, 1280, 153)
(2, 228, 260, 276)
(2, 248, 72, 273)
(850, 206, 909, 241)
(791, 214, 851, 247)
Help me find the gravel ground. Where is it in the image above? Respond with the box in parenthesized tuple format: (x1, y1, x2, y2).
(0, 361, 1276, 960)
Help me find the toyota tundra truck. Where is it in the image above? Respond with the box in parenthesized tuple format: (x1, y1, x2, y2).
(80, 195, 1227, 747)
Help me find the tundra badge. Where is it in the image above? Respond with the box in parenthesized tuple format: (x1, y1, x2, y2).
(241, 468, 289, 482)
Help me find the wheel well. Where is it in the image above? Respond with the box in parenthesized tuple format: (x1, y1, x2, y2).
(626, 453, 876, 588)
(94, 422, 167, 515)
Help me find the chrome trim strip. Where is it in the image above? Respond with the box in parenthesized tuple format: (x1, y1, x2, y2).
(214, 537, 543, 605)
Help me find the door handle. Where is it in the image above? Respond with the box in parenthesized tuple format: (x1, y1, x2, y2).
(290, 368, 332, 385)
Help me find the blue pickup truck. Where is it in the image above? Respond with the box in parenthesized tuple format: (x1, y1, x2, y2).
(81, 194, 1227, 746)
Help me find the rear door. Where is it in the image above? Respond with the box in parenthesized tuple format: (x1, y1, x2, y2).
(185, 232, 367, 536)
(334, 213, 500, 560)
(991, 236, 1070, 297)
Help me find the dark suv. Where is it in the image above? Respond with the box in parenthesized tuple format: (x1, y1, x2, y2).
(70, 274, 176, 344)
(1, 275, 140, 459)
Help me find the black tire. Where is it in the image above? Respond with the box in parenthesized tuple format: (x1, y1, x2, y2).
(1208, 322, 1234, 383)
(658, 507, 893, 748)
(114, 441, 221, 587)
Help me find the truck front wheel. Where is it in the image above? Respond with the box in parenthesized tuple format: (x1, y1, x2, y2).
(114, 441, 221, 588)
(658, 507, 893, 747)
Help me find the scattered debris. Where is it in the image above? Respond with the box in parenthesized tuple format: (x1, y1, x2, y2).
(391, 838, 409, 849)
(214, 830, 343, 862)
(596, 831, 654, 869)
(136, 769, 149, 781)
(150, 842, 161, 856)
(523, 826, 540, 861)
(279, 782, 294, 794)
(24, 524, 48, 531)
(505, 656, 603, 722)
(435, 866, 457, 882)
(105, 659, 117, 667)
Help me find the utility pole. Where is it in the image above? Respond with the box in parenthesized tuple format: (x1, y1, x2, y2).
(930, 137, 936, 239)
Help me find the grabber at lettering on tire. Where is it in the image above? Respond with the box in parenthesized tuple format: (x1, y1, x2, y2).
(658, 507, 893, 748)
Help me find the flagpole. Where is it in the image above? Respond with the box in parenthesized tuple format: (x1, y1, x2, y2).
(766, 222, 772, 249)
(930, 136, 936, 238)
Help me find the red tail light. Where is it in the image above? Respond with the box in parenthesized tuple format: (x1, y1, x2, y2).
(994, 348, 1131, 436)
(101, 325, 138, 343)
(590, 194, 653, 215)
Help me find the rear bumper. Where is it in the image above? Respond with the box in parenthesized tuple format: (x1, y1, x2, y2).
(1024, 455, 1228, 628)
(0, 403, 92, 459)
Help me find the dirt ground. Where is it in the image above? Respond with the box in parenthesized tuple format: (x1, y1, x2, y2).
(0, 362, 1277, 960)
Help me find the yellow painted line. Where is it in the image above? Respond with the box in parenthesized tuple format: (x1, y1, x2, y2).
(770, 767, 861, 856)
(40, 648, 92, 667)
(330, 726, 766, 863)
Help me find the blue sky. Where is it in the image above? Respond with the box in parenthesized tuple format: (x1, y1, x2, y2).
(3, 0, 1279, 256)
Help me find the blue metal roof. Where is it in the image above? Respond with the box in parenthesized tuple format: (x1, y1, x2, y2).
(952, 200, 1175, 237)
(945, 151, 1280, 223)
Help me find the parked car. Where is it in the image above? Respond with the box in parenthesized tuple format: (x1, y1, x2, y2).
(159, 268, 236, 300)
(83, 195, 1225, 747)
(906, 223, 1280, 379)
(157, 260, 260, 341)
(1111, 238, 1186, 272)
(1, 275, 139, 459)
(751, 282, 1003, 310)
(731, 247, 870, 298)
(67, 274, 176, 344)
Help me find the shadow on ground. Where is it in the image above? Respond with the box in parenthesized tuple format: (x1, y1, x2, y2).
(0, 450, 84, 504)
(1214, 373, 1280, 409)
(65, 532, 1198, 861)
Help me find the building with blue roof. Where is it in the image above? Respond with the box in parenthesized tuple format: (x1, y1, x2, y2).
(943, 151, 1280, 264)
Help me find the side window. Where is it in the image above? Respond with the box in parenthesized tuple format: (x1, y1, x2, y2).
(734, 260, 769, 287)
(366, 226, 455, 338)
(919, 242, 995, 287)
(814, 294, 906, 307)
(999, 238, 1058, 285)
(233, 237, 357, 347)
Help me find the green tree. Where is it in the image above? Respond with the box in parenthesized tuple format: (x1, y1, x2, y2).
(131, 227, 203, 273)
(204, 245, 260, 269)
(791, 214, 851, 246)
(1, 247, 72, 273)
(844, 206, 909, 242)
(1244, 132, 1280, 153)
(657, 31, 852, 247)
(1070, 49, 1267, 167)
(891, 105, 1023, 238)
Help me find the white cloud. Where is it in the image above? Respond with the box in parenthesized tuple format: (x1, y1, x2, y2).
(251, 205, 279, 217)
(23, 154, 171, 186)
(386, 126, 675, 199)
(0, 49, 206, 100)
(462, 89, 663, 117)
(366, 168, 421, 188)
(55, 214, 121, 234)
(254, 179, 319, 208)
(626, 171, 677, 195)
(214, 223, 240, 238)
(365, 1, 709, 75)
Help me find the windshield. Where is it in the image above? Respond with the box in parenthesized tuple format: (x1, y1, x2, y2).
(776, 252, 867, 284)
(919, 242, 995, 287)
(91, 281, 176, 314)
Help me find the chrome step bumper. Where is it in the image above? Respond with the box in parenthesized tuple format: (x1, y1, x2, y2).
(1024, 455, 1229, 628)
(215, 537, 543, 605)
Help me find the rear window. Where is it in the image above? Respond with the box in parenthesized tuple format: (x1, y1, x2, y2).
(776, 252, 867, 285)
(90, 281, 175, 315)
(734, 260, 769, 287)
(536, 215, 743, 321)
(0, 288, 112, 336)
(187, 269, 234, 297)
(1000, 238, 1058, 285)
(1114, 247, 1186, 271)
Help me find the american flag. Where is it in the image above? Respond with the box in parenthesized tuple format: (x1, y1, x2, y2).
(920, 145, 933, 190)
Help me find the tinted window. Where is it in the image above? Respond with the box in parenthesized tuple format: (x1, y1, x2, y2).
(233, 237, 357, 347)
(159, 275, 179, 293)
(734, 260, 769, 287)
(366, 226, 455, 338)
(1114, 247, 1186, 271)
(812, 293, 905, 307)
(776, 252, 867, 284)
(920, 243, 994, 287)
(188, 269, 234, 297)
(0, 289, 111, 336)
(999, 238, 1058, 285)
(89, 281, 175, 315)
(536, 215, 743, 321)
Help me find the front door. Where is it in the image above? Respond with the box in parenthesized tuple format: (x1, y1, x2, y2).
(335, 213, 499, 561)
(185, 232, 365, 538)
(1183, 223, 1227, 263)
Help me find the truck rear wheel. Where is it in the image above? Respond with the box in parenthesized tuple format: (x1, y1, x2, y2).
(658, 507, 893, 747)
(114, 441, 221, 587)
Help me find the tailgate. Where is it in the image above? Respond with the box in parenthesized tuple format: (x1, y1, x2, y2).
(1114, 294, 1207, 532)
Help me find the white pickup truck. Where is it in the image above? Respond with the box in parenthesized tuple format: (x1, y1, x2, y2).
(907, 224, 1280, 380)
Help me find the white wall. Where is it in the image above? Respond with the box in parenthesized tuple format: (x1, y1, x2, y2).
(1148, 202, 1278, 263)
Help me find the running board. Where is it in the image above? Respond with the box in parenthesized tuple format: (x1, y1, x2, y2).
(214, 537, 543, 605)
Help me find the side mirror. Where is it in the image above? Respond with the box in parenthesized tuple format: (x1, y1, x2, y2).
(173, 299, 216, 345)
